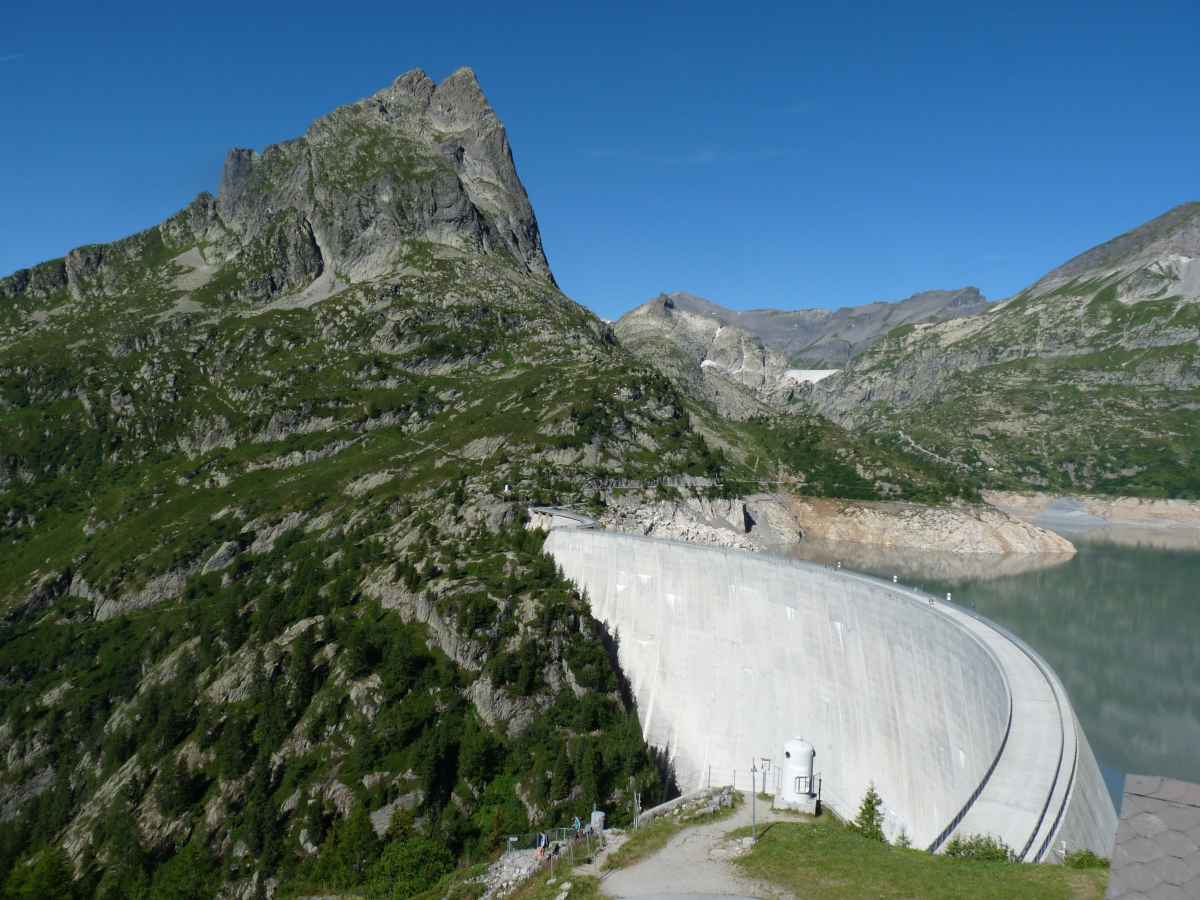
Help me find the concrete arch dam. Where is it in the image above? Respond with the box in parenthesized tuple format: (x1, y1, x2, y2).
(544, 529, 1117, 859)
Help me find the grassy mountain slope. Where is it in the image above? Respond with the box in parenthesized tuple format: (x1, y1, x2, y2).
(0, 246, 709, 897)
(0, 71, 735, 899)
(812, 203, 1200, 497)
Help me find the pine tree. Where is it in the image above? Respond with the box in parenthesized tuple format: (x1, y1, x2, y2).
(155, 757, 186, 816)
(854, 782, 886, 842)
(2, 847, 80, 900)
(288, 627, 316, 714)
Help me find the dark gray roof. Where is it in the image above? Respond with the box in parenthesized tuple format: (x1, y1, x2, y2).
(1107, 774, 1200, 898)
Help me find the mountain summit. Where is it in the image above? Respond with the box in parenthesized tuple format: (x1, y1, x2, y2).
(1028, 201, 1200, 301)
(214, 66, 553, 285)
(2, 67, 552, 311)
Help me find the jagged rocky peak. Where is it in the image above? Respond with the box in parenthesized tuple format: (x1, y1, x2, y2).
(1, 66, 552, 306)
(215, 65, 552, 283)
(1028, 201, 1200, 301)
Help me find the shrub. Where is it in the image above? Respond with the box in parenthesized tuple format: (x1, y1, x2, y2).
(366, 834, 454, 898)
(944, 833, 1014, 862)
(854, 782, 886, 842)
(1064, 849, 1109, 869)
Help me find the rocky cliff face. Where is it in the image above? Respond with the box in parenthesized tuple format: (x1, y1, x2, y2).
(212, 67, 552, 286)
(612, 293, 790, 418)
(809, 202, 1200, 497)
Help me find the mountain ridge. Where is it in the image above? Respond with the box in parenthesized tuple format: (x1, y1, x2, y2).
(0, 68, 689, 898)
(610, 201, 1200, 496)
(809, 201, 1200, 496)
(1031, 200, 1200, 294)
(1, 66, 552, 315)
(619, 286, 990, 370)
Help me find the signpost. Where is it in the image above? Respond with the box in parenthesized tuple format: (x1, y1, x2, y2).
(750, 761, 758, 842)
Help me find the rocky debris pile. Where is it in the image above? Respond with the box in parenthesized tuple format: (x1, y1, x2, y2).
(478, 848, 543, 898)
(600, 495, 801, 550)
(601, 496, 758, 550)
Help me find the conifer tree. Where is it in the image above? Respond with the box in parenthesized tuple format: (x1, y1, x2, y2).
(854, 782, 886, 842)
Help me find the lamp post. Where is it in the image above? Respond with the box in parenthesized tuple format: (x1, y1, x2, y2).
(750, 761, 758, 842)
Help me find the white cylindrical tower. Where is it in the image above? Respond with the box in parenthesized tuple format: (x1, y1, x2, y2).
(779, 737, 816, 806)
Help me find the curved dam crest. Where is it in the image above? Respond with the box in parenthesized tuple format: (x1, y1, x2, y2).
(543, 527, 1117, 859)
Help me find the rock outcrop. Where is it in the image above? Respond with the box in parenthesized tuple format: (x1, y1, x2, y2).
(213, 67, 552, 287)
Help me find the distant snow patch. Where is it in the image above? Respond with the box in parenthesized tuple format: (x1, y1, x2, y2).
(783, 369, 840, 384)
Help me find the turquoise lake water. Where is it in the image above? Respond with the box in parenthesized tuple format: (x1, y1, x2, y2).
(790, 533, 1200, 807)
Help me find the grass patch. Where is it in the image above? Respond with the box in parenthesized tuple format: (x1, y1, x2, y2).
(734, 819, 1109, 899)
(405, 860, 492, 900)
(600, 817, 679, 872)
(503, 864, 602, 900)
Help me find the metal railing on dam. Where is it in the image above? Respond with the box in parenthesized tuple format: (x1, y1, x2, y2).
(542, 527, 1118, 860)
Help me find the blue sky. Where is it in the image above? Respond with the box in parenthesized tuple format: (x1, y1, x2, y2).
(2, 0, 1197, 319)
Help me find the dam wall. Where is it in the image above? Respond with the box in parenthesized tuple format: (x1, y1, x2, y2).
(544, 528, 1117, 858)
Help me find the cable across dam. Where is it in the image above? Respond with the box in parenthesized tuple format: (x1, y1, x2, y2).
(542, 526, 1118, 860)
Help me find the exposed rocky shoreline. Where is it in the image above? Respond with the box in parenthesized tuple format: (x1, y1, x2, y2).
(599, 492, 1075, 556)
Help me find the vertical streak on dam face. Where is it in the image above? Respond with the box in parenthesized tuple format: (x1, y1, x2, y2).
(545, 529, 1118, 857)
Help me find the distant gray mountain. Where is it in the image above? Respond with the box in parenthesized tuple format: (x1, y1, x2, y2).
(644, 287, 990, 367)
(612, 293, 789, 419)
(611, 286, 988, 420)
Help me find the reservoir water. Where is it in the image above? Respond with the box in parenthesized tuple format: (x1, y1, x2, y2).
(789, 532, 1200, 807)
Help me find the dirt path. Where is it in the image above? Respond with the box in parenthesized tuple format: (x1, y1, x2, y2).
(598, 793, 794, 899)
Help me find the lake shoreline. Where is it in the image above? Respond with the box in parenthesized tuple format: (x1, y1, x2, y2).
(984, 491, 1200, 549)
